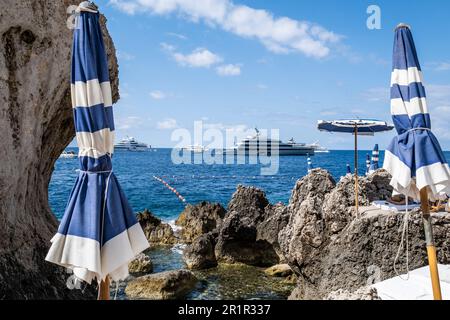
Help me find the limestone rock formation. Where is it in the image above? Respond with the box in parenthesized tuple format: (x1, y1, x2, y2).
(324, 286, 381, 300)
(278, 169, 336, 275)
(128, 253, 153, 275)
(280, 169, 450, 299)
(137, 209, 177, 245)
(125, 269, 198, 299)
(0, 0, 119, 299)
(183, 232, 218, 270)
(264, 264, 293, 277)
(176, 201, 226, 243)
(215, 185, 280, 266)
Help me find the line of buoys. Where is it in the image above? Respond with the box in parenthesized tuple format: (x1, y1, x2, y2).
(153, 176, 187, 204)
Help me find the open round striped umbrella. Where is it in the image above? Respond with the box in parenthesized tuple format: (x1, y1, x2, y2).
(318, 119, 393, 216)
(383, 23, 450, 300)
(45, 2, 149, 297)
(369, 144, 379, 174)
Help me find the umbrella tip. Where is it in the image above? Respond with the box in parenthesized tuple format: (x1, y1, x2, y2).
(78, 1, 98, 12)
(395, 23, 411, 31)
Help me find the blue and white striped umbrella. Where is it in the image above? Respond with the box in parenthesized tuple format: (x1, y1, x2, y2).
(46, 3, 149, 284)
(365, 154, 371, 176)
(383, 24, 450, 200)
(369, 144, 379, 174)
(307, 154, 313, 173)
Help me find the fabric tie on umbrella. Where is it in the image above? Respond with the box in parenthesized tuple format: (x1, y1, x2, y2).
(383, 25, 450, 200)
(346, 164, 352, 175)
(45, 3, 149, 284)
(369, 144, 379, 174)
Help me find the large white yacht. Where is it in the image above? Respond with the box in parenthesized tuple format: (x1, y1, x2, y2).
(232, 129, 315, 156)
(114, 136, 151, 151)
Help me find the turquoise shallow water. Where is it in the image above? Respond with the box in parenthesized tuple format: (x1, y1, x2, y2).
(49, 149, 450, 221)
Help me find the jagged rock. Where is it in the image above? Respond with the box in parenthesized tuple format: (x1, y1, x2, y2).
(183, 232, 218, 270)
(322, 169, 393, 234)
(0, 0, 119, 299)
(125, 270, 198, 299)
(215, 185, 279, 267)
(278, 169, 336, 275)
(325, 287, 381, 300)
(281, 170, 450, 299)
(137, 209, 176, 245)
(264, 264, 293, 277)
(176, 202, 226, 243)
(128, 253, 153, 275)
(256, 203, 290, 262)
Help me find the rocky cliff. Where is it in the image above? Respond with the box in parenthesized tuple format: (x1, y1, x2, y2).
(280, 169, 450, 299)
(0, 0, 119, 299)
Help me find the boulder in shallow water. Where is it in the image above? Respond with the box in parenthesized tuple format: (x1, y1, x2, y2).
(215, 186, 279, 266)
(264, 264, 293, 277)
(125, 269, 198, 299)
(136, 209, 176, 245)
(128, 253, 153, 275)
(176, 201, 226, 243)
(183, 232, 218, 270)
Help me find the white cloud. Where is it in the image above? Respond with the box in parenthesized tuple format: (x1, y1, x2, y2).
(166, 32, 188, 40)
(319, 110, 338, 116)
(116, 116, 143, 130)
(216, 64, 241, 76)
(157, 118, 178, 130)
(362, 87, 390, 103)
(256, 83, 268, 90)
(426, 62, 450, 72)
(110, 0, 342, 59)
(117, 51, 135, 61)
(162, 44, 222, 68)
(150, 90, 166, 100)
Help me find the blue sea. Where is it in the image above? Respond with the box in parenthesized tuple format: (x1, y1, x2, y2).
(49, 149, 450, 221)
(48, 148, 450, 299)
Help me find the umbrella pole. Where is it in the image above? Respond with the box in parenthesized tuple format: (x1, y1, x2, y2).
(420, 188, 442, 300)
(354, 125, 359, 218)
(98, 277, 110, 300)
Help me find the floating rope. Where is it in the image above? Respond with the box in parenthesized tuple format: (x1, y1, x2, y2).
(153, 176, 187, 204)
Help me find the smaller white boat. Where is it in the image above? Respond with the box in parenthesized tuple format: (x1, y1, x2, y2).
(59, 150, 77, 159)
(309, 141, 330, 153)
(181, 144, 208, 153)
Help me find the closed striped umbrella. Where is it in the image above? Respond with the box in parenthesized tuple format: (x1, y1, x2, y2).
(346, 163, 352, 175)
(383, 23, 450, 300)
(383, 25, 450, 200)
(369, 144, 379, 174)
(307, 154, 313, 173)
(45, 2, 149, 298)
(365, 154, 371, 176)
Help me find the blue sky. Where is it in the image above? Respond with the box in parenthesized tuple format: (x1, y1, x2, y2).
(87, 0, 450, 150)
